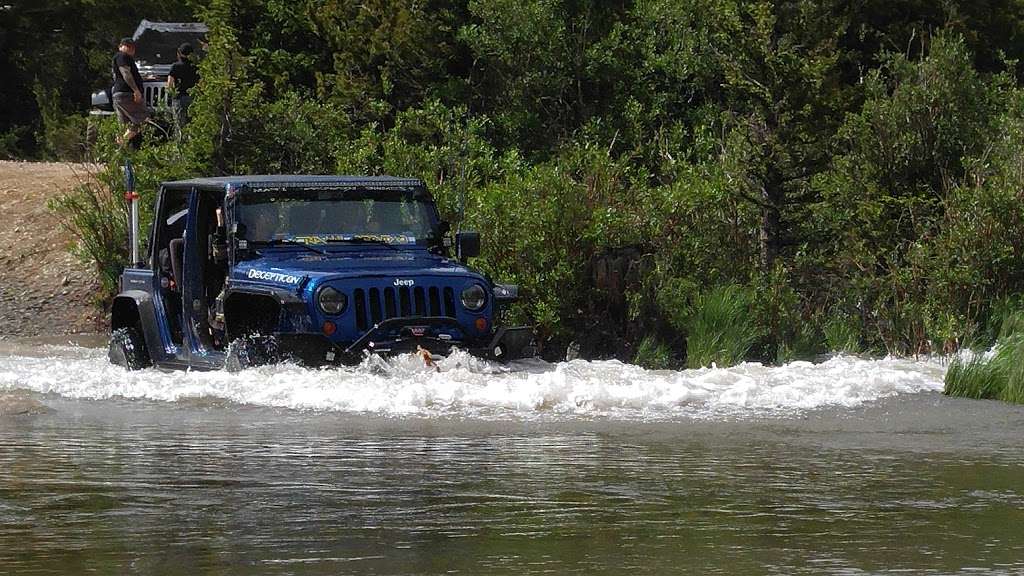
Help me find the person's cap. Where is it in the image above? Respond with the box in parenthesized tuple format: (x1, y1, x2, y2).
(119, 37, 136, 47)
(177, 42, 193, 56)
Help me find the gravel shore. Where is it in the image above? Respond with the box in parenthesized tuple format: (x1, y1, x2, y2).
(0, 161, 105, 338)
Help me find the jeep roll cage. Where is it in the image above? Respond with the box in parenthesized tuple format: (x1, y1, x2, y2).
(154, 174, 443, 258)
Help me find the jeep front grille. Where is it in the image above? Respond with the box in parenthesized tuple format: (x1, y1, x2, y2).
(353, 286, 456, 332)
(143, 83, 169, 108)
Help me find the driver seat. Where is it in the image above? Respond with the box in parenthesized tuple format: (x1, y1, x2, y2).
(169, 237, 185, 291)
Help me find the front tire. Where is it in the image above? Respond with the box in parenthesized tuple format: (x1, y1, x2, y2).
(224, 335, 279, 372)
(108, 327, 151, 370)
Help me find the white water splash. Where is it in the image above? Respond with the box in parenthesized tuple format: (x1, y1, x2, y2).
(0, 344, 947, 419)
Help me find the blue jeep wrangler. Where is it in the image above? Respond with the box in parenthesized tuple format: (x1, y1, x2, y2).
(108, 175, 535, 371)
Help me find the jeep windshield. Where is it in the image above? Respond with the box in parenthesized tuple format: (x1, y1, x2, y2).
(236, 188, 441, 247)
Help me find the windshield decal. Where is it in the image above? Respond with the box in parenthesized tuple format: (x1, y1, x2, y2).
(290, 234, 416, 245)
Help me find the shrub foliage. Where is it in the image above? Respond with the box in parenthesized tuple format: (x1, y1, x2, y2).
(24, 0, 1024, 368)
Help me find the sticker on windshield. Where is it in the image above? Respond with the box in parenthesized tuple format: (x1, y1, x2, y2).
(290, 234, 416, 245)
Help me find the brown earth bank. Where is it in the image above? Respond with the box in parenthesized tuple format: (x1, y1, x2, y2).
(0, 161, 105, 338)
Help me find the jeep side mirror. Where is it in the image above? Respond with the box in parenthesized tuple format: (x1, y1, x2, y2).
(456, 231, 480, 261)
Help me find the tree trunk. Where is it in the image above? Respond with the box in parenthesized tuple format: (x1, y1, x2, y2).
(760, 166, 784, 271)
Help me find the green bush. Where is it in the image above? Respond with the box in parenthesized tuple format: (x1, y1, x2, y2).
(750, 266, 821, 363)
(0, 128, 28, 159)
(47, 173, 129, 298)
(34, 84, 91, 161)
(944, 334, 1024, 403)
(810, 32, 1017, 355)
(945, 308, 1024, 404)
(777, 323, 822, 364)
(633, 336, 675, 370)
(993, 301, 1024, 341)
(945, 352, 1005, 400)
(823, 314, 861, 355)
(1003, 343, 1024, 405)
(685, 285, 761, 369)
(27, 4, 1024, 366)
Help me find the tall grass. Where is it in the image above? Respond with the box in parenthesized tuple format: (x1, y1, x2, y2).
(944, 315, 1024, 404)
(633, 336, 675, 370)
(823, 315, 861, 354)
(1003, 345, 1024, 404)
(685, 285, 761, 369)
(48, 176, 129, 300)
(996, 309, 1024, 340)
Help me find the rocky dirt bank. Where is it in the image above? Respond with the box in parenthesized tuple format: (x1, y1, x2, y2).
(0, 161, 105, 337)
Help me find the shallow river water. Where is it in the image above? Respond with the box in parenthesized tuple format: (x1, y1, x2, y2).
(1, 339, 1023, 575)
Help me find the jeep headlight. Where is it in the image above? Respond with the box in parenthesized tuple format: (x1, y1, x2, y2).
(318, 286, 347, 315)
(461, 284, 487, 311)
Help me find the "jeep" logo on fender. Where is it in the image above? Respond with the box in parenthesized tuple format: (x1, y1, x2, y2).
(394, 278, 415, 287)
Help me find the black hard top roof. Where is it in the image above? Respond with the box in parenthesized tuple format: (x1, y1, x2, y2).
(163, 175, 426, 190)
(131, 20, 208, 65)
(133, 20, 209, 36)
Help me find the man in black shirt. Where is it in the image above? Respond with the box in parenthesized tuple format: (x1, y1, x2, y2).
(111, 37, 150, 147)
(167, 42, 199, 134)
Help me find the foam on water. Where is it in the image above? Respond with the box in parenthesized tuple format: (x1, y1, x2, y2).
(0, 345, 947, 419)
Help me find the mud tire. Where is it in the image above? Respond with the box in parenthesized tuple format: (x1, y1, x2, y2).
(108, 327, 151, 370)
(224, 335, 279, 372)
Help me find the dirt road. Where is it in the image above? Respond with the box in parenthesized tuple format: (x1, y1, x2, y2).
(0, 161, 104, 337)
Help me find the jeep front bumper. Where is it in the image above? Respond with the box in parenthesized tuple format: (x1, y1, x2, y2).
(270, 317, 536, 366)
(341, 317, 536, 363)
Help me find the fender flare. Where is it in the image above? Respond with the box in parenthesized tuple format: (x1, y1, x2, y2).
(111, 291, 164, 363)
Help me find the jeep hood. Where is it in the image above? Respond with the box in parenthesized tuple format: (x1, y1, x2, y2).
(231, 248, 479, 286)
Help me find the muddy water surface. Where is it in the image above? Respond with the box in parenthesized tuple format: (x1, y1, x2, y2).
(1, 342, 1022, 574)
